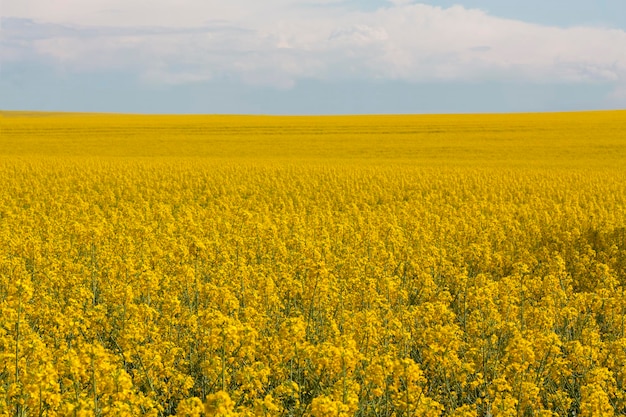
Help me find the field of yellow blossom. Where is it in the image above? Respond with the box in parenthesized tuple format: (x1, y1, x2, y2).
(1, 110, 625, 416)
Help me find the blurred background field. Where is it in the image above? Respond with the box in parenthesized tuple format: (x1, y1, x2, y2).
(2, 111, 625, 167)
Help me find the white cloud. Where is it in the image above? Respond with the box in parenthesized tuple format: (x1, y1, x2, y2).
(2, 0, 347, 27)
(2, 1, 626, 96)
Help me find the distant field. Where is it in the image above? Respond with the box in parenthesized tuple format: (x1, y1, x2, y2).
(2, 111, 625, 166)
(1, 111, 625, 416)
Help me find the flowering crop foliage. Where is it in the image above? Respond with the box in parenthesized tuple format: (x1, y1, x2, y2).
(1, 111, 625, 416)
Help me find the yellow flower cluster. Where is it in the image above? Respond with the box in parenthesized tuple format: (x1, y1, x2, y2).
(0, 111, 625, 416)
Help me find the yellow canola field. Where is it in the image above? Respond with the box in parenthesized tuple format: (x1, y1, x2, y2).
(1, 111, 626, 416)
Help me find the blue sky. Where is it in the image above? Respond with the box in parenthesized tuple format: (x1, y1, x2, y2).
(2, 0, 625, 114)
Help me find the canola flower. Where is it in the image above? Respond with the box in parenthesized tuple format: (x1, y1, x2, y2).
(0, 111, 625, 416)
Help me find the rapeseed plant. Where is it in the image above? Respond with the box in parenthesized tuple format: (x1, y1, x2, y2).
(0, 111, 625, 416)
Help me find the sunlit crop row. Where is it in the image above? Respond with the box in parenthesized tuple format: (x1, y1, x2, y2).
(1, 112, 625, 416)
